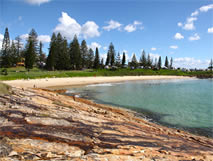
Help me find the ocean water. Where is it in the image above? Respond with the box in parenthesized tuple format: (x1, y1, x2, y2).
(64, 79, 213, 137)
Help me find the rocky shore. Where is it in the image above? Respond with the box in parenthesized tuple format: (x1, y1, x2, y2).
(0, 86, 213, 161)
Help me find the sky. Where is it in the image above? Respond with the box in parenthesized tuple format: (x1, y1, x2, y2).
(0, 0, 213, 68)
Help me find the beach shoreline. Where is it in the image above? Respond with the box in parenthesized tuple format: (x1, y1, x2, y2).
(3, 75, 194, 88)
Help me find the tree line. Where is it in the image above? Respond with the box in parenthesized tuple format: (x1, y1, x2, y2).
(2, 27, 211, 71)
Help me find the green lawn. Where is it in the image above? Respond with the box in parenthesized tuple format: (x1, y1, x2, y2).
(0, 67, 212, 80)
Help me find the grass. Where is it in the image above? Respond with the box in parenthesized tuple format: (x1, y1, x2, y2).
(0, 67, 212, 81)
(0, 82, 11, 94)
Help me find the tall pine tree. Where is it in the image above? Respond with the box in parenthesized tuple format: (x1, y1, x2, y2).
(170, 57, 173, 69)
(122, 52, 126, 67)
(165, 56, 169, 68)
(140, 50, 146, 68)
(1, 27, 11, 67)
(88, 48, 94, 68)
(115, 52, 121, 67)
(158, 56, 162, 69)
(93, 47, 100, 69)
(107, 43, 115, 66)
(69, 35, 81, 70)
(130, 54, 138, 68)
(46, 33, 57, 70)
(80, 40, 88, 68)
(25, 29, 38, 70)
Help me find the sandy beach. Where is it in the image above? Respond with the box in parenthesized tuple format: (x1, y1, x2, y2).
(3, 75, 193, 88)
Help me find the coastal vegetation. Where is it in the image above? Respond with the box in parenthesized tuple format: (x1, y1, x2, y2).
(0, 27, 212, 80)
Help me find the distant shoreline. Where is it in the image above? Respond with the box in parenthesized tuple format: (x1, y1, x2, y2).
(3, 75, 194, 88)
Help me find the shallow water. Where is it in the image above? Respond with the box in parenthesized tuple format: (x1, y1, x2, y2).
(63, 79, 213, 137)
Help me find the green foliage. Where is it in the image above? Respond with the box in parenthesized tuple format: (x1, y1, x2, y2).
(130, 53, 138, 68)
(107, 43, 115, 66)
(69, 35, 81, 70)
(80, 40, 88, 68)
(0, 66, 212, 81)
(87, 48, 94, 68)
(140, 50, 146, 67)
(158, 56, 162, 69)
(165, 56, 169, 68)
(46, 33, 57, 70)
(122, 52, 126, 67)
(25, 29, 38, 70)
(1, 27, 11, 68)
(93, 47, 100, 69)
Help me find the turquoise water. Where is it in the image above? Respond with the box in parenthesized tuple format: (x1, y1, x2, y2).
(64, 79, 213, 137)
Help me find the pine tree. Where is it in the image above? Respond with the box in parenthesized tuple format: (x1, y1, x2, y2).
(1, 27, 11, 67)
(130, 54, 138, 68)
(38, 41, 44, 63)
(80, 40, 88, 68)
(165, 56, 169, 68)
(154, 58, 158, 68)
(107, 43, 115, 66)
(122, 52, 126, 67)
(158, 56, 162, 69)
(88, 48, 94, 68)
(69, 35, 81, 70)
(209, 58, 213, 71)
(93, 47, 100, 69)
(25, 40, 35, 70)
(105, 53, 110, 66)
(46, 33, 57, 70)
(25, 29, 38, 70)
(100, 58, 104, 68)
(147, 54, 152, 68)
(140, 50, 146, 68)
(115, 52, 121, 67)
(10, 41, 19, 66)
(170, 57, 173, 69)
(15, 36, 22, 62)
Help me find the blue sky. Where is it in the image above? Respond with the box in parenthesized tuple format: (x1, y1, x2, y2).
(0, 0, 213, 68)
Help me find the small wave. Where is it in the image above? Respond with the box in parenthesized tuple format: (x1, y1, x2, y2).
(86, 83, 113, 87)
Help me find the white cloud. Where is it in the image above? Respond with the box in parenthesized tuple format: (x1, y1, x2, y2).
(103, 46, 107, 50)
(38, 35, 51, 43)
(191, 10, 199, 17)
(199, 4, 213, 12)
(88, 42, 101, 51)
(54, 12, 100, 40)
(174, 57, 210, 69)
(20, 34, 50, 43)
(177, 22, 183, 27)
(178, 4, 213, 31)
(24, 0, 51, 5)
(189, 33, 200, 41)
(183, 23, 195, 30)
(151, 47, 157, 51)
(20, 34, 29, 40)
(174, 33, 184, 40)
(103, 20, 122, 31)
(182, 17, 197, 30)
(124, 24, 136, 32)
(81, 21, 100, 39)
(207, 27, 213, 33)
(170, 45, 178, 49)
(0, 34, 4, 50)
(124, 21, 143, 32)
(149, 53, 160, 59)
